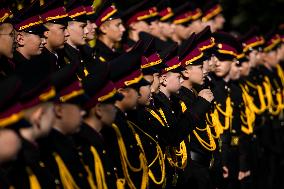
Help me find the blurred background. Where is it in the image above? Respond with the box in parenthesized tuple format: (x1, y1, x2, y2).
(221, 0, 284, 34)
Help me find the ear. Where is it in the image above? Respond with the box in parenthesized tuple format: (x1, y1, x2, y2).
(94, 104, 103, 119)
(182, 69, 190, 78)
(53, 104, 63, 118)
(43, 30, 49, 38)
(16, 33, 25, 46)
(117, 88, 126, 95)
(30, 106, 44, 129)
(99, 22, 108, 34)
(159, 74, 167, 85)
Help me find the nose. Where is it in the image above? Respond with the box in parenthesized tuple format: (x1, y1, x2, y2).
(41, 37, 46, 46)
(120, 24, 126, 32)
(64, 29, 70, 38)
(84, 26, 89, 36)
(80, 110, 86, 117)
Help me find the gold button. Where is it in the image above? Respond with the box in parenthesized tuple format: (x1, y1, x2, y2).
(55, 179, 60, 185)
(78, 152, 83, 156)
(102, 150, 106, 154)
(107, 172, 111, 176)
(39, 161, 45, 167)
(130, 145, 133, 148)
(78, 173, 83, 177)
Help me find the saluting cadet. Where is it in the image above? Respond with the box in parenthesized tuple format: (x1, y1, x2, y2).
(172, 32, 215, 189)
(126, 40, 167, 188)
(151, 42, 198, 188)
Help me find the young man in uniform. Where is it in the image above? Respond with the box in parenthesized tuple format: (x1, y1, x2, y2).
(73, 62, 121, 189)
(12, 0, 47, 72)
(173, 32, 215, 189)
(32, 0, 70, 72)
(94, 0, 125, 62)
(0, 3, 16, 78)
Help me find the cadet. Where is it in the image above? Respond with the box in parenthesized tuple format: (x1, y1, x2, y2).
(64, 0, 90, 79)
(38, 64, 93, 189)
(12, 0, 47, 72)
(173, 32, 215, 189)
(73, 62, 121, 189)
(0, 76, 23, 188)
(0, 76, 23, 163)
(4, 63, 59, 189)
(32, 0, 70, 71)
(201, 0, 225, 32)
(94, 0, 125, 62)
(127, 42, 167, 188)
(0, 2, 16, 78)
(121, 0, 158, 51)
(169, 1, 193, 45)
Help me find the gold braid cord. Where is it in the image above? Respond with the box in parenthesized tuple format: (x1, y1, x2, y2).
(127, 121, 166, 186)
(209, 97, 233, 138)
(111, 123, 148, 189)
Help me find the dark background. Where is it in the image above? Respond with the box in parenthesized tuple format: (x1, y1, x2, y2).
(221, 0, 284, 34)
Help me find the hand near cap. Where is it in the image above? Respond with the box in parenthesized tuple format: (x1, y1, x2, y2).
(198, 89, 214, 103)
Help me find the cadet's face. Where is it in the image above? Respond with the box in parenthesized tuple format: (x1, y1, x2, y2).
(102, 18, 125, 43)
(144, 74, 160, 94)
(248, 50, 264, 67)
(186, 65, 204, 85)
(149, 20, 161, 37)
(131, 21, 150, 33)
(175, 24, 190, 40)
(213, 14, 225, 31)
(208, 55, 217, 71)
(86, 20, 97, 41)
(158, 22, 174, 38)
(0, 23, 15, 58)
(215, 59, 232, 77)
(229, 61, 241, 80)
(97, 103, 117, 126)
(138, 78, 152, 106)
(17, 32, 45, 56)
(120, 88, 139, 110)
(240, 61, 250, 77)
(67, 21, 87, 46)
(55, 103, 84, 134)
(263, 50, 278, 67)
(45, 23, 68, 49)
(33, 103, 55, 138)
(189, 20, 204, 33)
(163, 72, 182, 93)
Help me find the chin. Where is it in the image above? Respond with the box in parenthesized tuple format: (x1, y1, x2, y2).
(215, 72, 224, 77)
